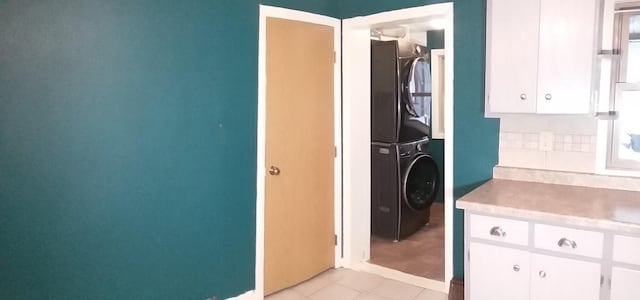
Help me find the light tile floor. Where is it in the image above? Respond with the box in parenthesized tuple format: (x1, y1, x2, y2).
(266, 268, 448, 300)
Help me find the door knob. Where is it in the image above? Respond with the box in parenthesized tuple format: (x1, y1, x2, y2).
(268, 166, 281, 176)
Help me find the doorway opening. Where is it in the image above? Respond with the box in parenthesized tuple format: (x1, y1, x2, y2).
(342, 3, 454, 293)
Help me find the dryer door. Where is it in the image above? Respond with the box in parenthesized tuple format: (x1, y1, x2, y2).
(402, 154, 439, 211)
(403, 58, 432, 122)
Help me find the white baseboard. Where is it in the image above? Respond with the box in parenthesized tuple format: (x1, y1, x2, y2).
(225, 290, 256, 300)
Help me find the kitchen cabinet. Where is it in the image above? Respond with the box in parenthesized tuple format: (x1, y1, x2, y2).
(466, 213, 604, 300)
(530, 253, 601, 300)
(458, 178, 640, 300)
(469, 242, 530, 300)
(611, 267, 640, 300)
(611, 235, 640, 300)
(485, 0, 599, 115)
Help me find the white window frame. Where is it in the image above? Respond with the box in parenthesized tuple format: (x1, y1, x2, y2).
(596, 0, 640, 176)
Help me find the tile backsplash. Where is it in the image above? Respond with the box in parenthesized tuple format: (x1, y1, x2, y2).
(501, 132, 596, 153)
(498, 115, 599, 173)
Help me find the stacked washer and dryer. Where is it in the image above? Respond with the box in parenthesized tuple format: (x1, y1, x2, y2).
(371, 39, 440, 241)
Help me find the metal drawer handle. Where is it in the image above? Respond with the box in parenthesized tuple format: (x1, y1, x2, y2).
(490, 226, 506, 237)
(513, 265, 520, 272)
(557, 237, 577, 249)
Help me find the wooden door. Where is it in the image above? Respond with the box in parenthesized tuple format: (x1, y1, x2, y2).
(264, 17, 335, 295)
(469, 242, 530, 300)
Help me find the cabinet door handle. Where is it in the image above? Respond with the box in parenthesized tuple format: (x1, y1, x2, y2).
(557, 237, 578, 249)
(545, 93, 552, 101)
(513, 265, 520, 272)
(520, 93, 527, 100)
(539, 270, 547, 278)
(490, 226, 506, 237)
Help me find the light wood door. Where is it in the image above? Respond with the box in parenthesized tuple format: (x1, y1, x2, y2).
(530, 253, 601, 300)
(469, 242, 530, 300)
(536, 0, 597, 114)
(486, 0, 539, 113)
(264, 17, 335, 295)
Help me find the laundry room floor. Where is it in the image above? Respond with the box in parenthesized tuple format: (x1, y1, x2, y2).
(369, 202, 445, 281)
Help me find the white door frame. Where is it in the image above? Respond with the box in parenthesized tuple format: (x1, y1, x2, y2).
(255, 5, 343, 300)
(342, 3, 454, 293)
(431, 49, 446, 140)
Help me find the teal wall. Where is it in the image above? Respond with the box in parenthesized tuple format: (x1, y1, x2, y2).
(427, 30, 445, 49)
(338, 0, 449, 18)
(0, 1, 498, 298)
(339, 0, 500, 279)
(451, 0, 500, 278)
(0, 1, 259, 299)
(263, 0, 339, 17)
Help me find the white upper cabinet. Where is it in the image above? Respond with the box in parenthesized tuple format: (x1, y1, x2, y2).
(486, 0, 540, 113)
(485, 0, 599, 115)
(536, 0, 598, 114)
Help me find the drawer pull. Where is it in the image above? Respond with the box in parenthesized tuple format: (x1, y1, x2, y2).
(513, 265, 520, 272)
(557, 237, 578, 249)
(490, 226, 506, 237)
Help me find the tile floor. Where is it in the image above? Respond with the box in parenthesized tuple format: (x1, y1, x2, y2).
(265, 268, 448, 300)
(369, 202, 445, 280)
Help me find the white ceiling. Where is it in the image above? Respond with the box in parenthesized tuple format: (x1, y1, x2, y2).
(370, 15, 447, 36)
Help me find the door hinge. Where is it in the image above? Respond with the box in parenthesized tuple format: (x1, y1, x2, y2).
(601, 275, 605, 286)
(333, 51, 336, 64)
(467, 250, 470, 261)
(334, 146, 337, 158)
(334, 234, 338, 245)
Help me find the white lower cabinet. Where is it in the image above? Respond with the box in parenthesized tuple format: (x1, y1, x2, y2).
(470, 242, 530, 300)
(610, 267, 640, 300)
(467, 213, 606, 300)
(530, 253, 601, 300)
(469, 242, 601, 300)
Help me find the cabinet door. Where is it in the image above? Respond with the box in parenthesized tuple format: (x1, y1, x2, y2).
(611, 267, 640, 300)
(486, 0, 539, 114)
(536, 0, 597, 114)
(530, 253, 601, 300)
(469, 242, 530, 300)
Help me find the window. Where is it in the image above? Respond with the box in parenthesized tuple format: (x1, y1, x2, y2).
(603, 4, 640, 171)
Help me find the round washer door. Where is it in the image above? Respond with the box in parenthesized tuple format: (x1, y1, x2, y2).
(402, 154, 439, 211)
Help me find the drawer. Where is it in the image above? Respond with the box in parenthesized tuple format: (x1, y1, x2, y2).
(534, 224, 603, 258)
(613, 235, 640, 265)
(470, 214, 529, 246)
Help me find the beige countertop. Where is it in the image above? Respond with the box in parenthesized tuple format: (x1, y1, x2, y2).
(456, 179, 640, 234)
